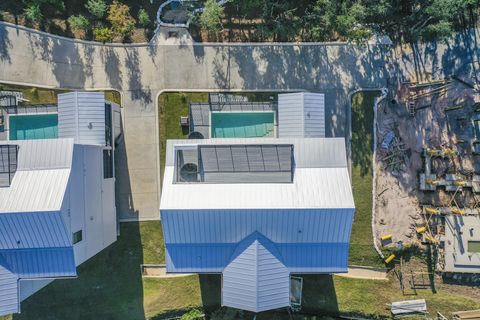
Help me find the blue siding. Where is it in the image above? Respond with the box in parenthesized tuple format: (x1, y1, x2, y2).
(278, 243, 349, 273)
(0, 248, 76, 278)
(0, 212, 71, 249)
(166, 243, 349, 273)
(161, 208, 354, 244)
(166, 244, 234, 272)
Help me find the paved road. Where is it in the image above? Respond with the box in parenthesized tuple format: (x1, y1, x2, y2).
(0, 22, 391, 220)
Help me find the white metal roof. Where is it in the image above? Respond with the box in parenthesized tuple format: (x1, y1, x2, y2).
(278, 92, 326, 138)
(160, 138, 354, 210)
(0, 139, 74, 213)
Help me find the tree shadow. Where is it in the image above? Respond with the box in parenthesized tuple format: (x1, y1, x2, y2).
(13, 223, 146, 320)
(0, 23, 12, 63)
(103, 47, 123, 90)
(125, 49, 152, 103)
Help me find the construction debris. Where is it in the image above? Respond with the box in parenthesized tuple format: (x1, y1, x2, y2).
(375, 75, 480, 265)
(389, 299, 427, 317)
(452, 309, 480, 320)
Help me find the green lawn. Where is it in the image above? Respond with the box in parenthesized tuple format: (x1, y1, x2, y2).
(349, 91, 384, 267)
(158, 92, 209, 180)
(10, 222, 206, 320)
(6, 91, 480, 319)
(0, 83, 122, 105)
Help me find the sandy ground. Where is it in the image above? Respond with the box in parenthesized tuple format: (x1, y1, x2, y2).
(374, 79, 479, 247)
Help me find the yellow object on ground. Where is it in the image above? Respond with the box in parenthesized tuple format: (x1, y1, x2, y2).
(426, 179, 440, 185)
(416, 226, 427, 233)
(424, 234, 438, 243)
(425, 207, 440, 214)
(385, 254, 395, 264)
(454, 180, 467, 186)
(451, 207, 464, 215)
(381, 234, 392, 241)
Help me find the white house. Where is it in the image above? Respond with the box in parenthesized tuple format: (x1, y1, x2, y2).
(0, 92, 120, 316)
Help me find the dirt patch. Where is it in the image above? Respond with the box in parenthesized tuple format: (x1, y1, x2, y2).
(374, 78, 480, 248)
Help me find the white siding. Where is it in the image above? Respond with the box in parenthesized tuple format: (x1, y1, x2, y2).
(65, 145, 116, 265)
(278, 93, 304, 138)
(0, 265, 18, 316)
(303, 93, 325, 137)
(58, 92, 106, 146)
(278, 92, 325, 138)
(222, 236, 290, 313)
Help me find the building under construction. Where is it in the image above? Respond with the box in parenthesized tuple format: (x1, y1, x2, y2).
(375, 76, 480, 275)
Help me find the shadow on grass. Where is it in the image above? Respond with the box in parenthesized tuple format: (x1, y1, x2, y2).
(14, 223, 145, 320)
(200, 274, 340, 320)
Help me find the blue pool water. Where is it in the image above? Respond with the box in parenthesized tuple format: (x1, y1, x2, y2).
(9, 114, 58, 140)
(211, 112, 275, 138)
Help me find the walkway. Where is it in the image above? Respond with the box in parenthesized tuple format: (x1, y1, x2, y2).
(0, 22, 392, 220)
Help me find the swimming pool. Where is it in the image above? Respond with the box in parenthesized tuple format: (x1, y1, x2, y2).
(211, 112, 275, 138)
(9, 114, 58, 140)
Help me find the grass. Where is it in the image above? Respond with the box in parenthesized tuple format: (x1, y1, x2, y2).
(6, 90, 480, 319)
(10, 222, 206, 320)
(158, 92, 208, 180)
(157, 91, 278, 179)
(0, 83, 122, 105)
(348, 91, 384, 267)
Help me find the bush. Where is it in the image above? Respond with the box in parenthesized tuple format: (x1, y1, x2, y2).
(24, 3, 42, 21)
(67, 15, 90, 31)
(107, 1, 136, 39)
(199, 0, 224, 35)
(138, 8, 150, 27)
(93, 27, 113, 42)
(85, 0, 107, 19)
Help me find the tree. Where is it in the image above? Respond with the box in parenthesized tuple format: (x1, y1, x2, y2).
(199, 0, 224, 35)
(68, 14, 90, 31)
(138, 8, 150, 27)
(85, 0, 107, 19)
(24, 3, 42, 21)
(93, 26, 113, 42)
(107, 1, 136, 39)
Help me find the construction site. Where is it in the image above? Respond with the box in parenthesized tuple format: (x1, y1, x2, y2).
(374, 75, 480, 280)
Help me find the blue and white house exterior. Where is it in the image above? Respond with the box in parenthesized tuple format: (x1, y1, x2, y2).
(160, 135, 355, 312)
(0, 92, 120, 316)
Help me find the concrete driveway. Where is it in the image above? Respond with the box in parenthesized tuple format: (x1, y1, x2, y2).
(0, 22, 391, 220)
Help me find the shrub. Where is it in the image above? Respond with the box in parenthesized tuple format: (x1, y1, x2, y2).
(85, 0, 107, 19)
(24, 3, 42, 21)
(107, 1, 136, 39)
(138, 8, 150, 27)
(93, 27, 113, 42)
(67, 15, 90, 31)
(199, 0, 224, 35)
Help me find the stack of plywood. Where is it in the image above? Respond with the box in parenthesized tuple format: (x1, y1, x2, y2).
(453, 310, 480, 319)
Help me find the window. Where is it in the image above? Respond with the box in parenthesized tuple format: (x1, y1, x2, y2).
(103, 149, 113, 179)
(73, 230, 83, 244)
(468, 241, 480, 253)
